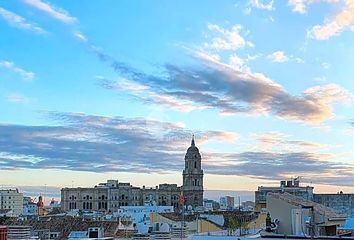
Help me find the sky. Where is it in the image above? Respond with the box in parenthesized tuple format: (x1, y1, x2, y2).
(1, 0, 354, 200)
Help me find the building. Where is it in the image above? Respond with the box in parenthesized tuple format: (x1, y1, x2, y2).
(203, 199, 220, 211)
(219, 196, 234, 210)
(267, 192, 345, 236)
(182, 136, 204, 208)
(0, 226, 7, 240)
(0, 189, 23, 217)
(22, 197, 38, 217)
(313, 193, 354, 217)
(203, 199, 214, 211)
(61, 137, 204, 212)
(6, 226, 32, 240)
(113, 205, 174, 234)
(255, 179, 354, 217)
(241, 201, 255, 212)
(37, 195, 45, 216)
(255, 179, 314, 213)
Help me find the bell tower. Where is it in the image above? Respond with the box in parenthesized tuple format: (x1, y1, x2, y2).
(182, 136, 204, 209)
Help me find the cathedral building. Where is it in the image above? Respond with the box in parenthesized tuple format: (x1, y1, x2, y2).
(61, 137, 204, 212)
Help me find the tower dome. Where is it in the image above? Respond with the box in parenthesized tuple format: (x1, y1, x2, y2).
(186, 135, 199, 152)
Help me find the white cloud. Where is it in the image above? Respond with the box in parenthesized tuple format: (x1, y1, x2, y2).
(249, 0, 274, 11)
(322, 62, 331, 69)
(23, 0, 76, 24)
(73, 31, 87, 42)
(5, 93, 29, 104)
(0, 7, 46, 34)
(295, 57, 305, 63)
(288, 0, 340, 14)
(291, 0, 354, 40)
(229, 54, 250, 72)
(204, 24, 246, 51)
(0, 60, 35, 81)
(308, 0, 354, 40)
(304, 84, 354, 106)
(267, 51, 289, 63)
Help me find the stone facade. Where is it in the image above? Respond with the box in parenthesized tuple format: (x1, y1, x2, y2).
(255, 180, 354, 217)
(182, 137, 204, 208)
(313, 193, 354, 217)
(255, 180, 314, 212)
(61, 138, 204, 212)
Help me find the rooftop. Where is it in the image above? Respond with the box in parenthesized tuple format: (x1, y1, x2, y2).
(268, 192, 345, 220)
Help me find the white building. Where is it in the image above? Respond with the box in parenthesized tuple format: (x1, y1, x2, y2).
(113, 205, 174, 234)
(23, 197, 38, 217)
(220, 196, 234, 210)
(0, 189, 23, 217)
(203, 199, 214, 211)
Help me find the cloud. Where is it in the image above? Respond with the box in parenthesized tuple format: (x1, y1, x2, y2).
(308, 0, 354, 40)
(0, 7, 46, 34)
(5, 93, 29, 104)
(322, 62, 331, 69)
(0, 112, 236, 174)
(98, 52, 353, 124)
(288, 0, 340, 14)
(206, 151, 334, 177)
(229, 54, 248, 71)
(254, 132, 324, 151)
(267, 51, 289, 63)
(249, 0, 274, 11)
(204, 24, 247, 51)
(292, 0, 354, 40)
(1, 112, 354, 187)
(0, 60, 35, 81)
(23, 0, 76, 24)
(73, 31, 87, 42)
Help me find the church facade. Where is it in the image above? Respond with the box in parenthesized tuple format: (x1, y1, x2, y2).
(61, 137, 204, 212)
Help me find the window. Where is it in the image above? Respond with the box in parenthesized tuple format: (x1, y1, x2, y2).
(194, 161, 197, 169)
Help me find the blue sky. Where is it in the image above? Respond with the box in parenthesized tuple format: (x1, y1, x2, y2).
(1, 0, 354, 195)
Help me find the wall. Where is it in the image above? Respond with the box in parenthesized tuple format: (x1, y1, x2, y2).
(0, 190, 23, 217)
(314, 194, 354, 217)
(266, 195, 294, 235)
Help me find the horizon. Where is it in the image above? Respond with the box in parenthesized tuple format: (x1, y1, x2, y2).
(1, 0, 354, 199)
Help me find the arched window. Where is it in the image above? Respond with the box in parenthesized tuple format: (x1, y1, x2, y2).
(194, 161, 197, 169)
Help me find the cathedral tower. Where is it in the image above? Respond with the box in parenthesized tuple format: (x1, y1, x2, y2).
(182, 136, 204, 209)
